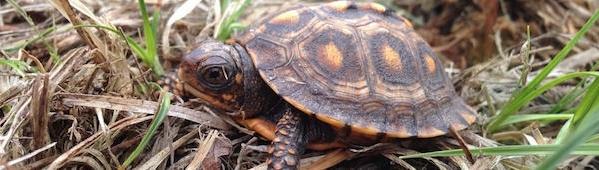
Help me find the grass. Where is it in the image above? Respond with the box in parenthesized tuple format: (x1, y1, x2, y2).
(214, 0, 251, 41)
(485, 10, 599, 132)
(401, 10, 599, 169)
(0, 59, 33, 77)
(502, 114, 572, 127)
(6, 0, 35, 26)
(121, 90, 172, 169)
(130, 0, 164, 76)
(398, 143, 599, 159)
(536, 79, 599, 169)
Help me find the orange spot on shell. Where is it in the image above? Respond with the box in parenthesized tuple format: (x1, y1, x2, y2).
(460, 109, 477, 124)
(424, 55, 436, 73)
(417, 126, 445, 138)
(328, 1, 351, 11)
(322, 42, 344, 71)
(450, 123, 467, 131)
(350, 124, 381, 136)
(368, 3, 386, 13)
(382, 44, 401, 70)
(387, 127, 412, 138)
(270, 10, 300, 24)
(404, 19, 414, 28)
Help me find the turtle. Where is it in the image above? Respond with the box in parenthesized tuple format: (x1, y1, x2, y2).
(177, 1, 477, 169)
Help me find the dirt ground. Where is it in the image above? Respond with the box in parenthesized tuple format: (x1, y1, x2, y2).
(0, 0, 598, 169)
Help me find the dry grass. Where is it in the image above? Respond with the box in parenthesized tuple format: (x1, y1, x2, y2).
(0, 0, 598, 169)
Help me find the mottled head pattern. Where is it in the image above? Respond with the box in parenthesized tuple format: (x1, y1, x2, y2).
(234, 1, 476, 138)
(179, 40, 244, 112)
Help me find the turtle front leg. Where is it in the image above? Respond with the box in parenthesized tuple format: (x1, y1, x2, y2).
(267, 107, 306, 170)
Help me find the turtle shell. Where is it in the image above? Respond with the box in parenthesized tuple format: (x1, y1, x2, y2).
(235, 1, 476, 138)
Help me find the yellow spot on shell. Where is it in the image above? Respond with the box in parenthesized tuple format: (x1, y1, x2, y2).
(424, 55, 436, 73)
(382, 44, 401, 70)
(323, 42, 344, 71)
(270, 10, 299, 24)
(328, 1, 351, 11)
(369, 3, 386, 13)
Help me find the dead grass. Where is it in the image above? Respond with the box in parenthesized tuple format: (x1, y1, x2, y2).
(0, 0, 598, 169)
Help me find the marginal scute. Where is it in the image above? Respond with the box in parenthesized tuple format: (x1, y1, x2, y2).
(315, 114, 345, 129)
(387, 127, 411, 138)
(450, 122, 467, 131)
(460, 109, 477, 124)
(262, 8, 316, 38)
(350, 123, 382, 136)
(327, 0, 352, 12)
(367, 2, 386, 13)
(418, 126, 446, 138)
(269, 10, 300, 24)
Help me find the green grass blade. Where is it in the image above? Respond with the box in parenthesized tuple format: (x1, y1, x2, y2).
(536, 93, 599, 169)
(486, 10, 599, 132)
(502, 114, 572, 127)
(121, 90, 172, 168)
(487, 71, 598, 126)
(554, 119, 572, 143)
(72, 25, 150, 67)
(215, 0, 251, 41)
(7, 0, 35, 26)
(220, 0, 231, 13)
(588, 134, 599, 143)
(570, 79, 599, 127)
(2, 27, 56, 52)
(137, 0, 164, 76)
(0, 59, 33, 77)
(397, 143, 599, 159)
(547, 81, 585, 115)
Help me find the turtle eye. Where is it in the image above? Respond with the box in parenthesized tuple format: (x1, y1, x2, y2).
(198, 65, 234, 89)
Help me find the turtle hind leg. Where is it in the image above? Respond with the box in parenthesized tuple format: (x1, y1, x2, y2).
(268, 107, 306, 170)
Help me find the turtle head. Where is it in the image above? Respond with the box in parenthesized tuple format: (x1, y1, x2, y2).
(179, 40, 244, 112)
(179, 39, 278, 118)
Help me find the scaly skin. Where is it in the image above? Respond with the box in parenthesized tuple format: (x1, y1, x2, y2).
(267, 108, 305, 170)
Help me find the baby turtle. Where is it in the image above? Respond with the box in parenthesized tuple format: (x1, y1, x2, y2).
(178, 1, 477, 169)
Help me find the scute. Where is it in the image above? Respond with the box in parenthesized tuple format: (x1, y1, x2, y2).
(300, 26, 364, 82)
(367, 31, 418, 85)
(260, 8, 317, 38)
(237, 1, 476, 138)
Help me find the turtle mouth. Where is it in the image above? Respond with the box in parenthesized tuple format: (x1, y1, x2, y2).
(178, 69, 238, 112)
